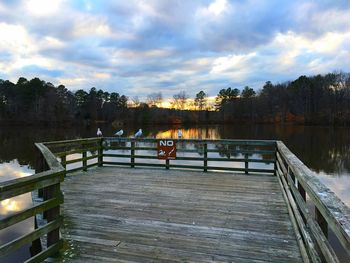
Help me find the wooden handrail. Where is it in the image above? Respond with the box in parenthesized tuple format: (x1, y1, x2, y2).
(0, 142, 65, 262)
(104, 137, 276, 145)
(42, 137, 102, 146)
(276, 141, 350, 262)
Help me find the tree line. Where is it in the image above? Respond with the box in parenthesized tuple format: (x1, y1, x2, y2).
(215, 72, 350, 125)
(1, 72, 350, 126)
(0, 77, 128, 125)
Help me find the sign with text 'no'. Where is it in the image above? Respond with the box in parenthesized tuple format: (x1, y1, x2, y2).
(157, 140, 176, 160)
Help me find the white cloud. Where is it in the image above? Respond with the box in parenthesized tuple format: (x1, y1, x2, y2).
(208, 0, 228, 16)
(211, 53, 256, 74)
(268, 30, 350, 73)
(0, 23, 33, 53)
(0, 22, 68, 76)
(26, 0, 65, 16)
(0, 23, 36, 72)
(196, 0, 229, 19)
(93, 72, 111, 79)
(73, 16, 112, 37)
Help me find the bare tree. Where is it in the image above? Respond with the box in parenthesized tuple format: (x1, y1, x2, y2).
(131, 96, 141, 107)
(146, 92, 163, 107)
(171, 91, 189, 110)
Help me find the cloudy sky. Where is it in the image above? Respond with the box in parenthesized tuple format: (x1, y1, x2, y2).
(0, 0, 350, 99)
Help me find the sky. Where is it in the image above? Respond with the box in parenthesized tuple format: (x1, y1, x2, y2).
(0, 0, 350, 100)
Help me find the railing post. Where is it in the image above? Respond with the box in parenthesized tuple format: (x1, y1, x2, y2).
(98, 138, 103, 167)
(274, 144, 277, 176)
(166, 159, 170, 170)
(36, 151, 47, 198)
(45, 183, 61, 249)
(203, 143, 208, 172)
(315, 207, 328, 238)
(131, 140, 135, 168)
(30, 217, 42, 257)
(82, 151, 87, 171)
(244, 153, 249, 174)
(61, 155, 66, 177)
(35, 150, 45, 173)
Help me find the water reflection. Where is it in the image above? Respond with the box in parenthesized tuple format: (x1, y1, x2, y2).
(156, 127, 220, 139)
(1, 199, 21, 213)
(0, 161, 34, 262)
(0, 160, 32, 182)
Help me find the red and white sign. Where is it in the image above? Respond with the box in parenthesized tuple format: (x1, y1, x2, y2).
(157, 140, 176, 160)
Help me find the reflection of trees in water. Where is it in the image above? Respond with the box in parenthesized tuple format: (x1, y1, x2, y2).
(155, 126, 220, 139)
(215, 144, 242, 159)
(193, 143, 204, 155)
(284, 128, 350, 175)
(0, 126, 94, 169)
(217, 124, 350, 175)
(103, 140, 127, 150)
(213, 144, 274, 161)
(1, 124, 350, 176)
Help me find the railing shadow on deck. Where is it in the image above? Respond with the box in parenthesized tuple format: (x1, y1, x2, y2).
(0, 137, 349, 262)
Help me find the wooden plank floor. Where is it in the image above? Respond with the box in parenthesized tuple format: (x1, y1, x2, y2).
(59, 167, 303, 262)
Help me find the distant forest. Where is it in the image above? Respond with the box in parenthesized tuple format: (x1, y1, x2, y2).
(0, 72, 349, 126)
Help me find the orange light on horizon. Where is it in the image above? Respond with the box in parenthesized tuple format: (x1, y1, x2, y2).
(128, 97, 216, 110)
(155, 127, 220, 140)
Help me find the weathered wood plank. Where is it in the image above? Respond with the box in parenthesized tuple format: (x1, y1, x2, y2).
(0, 171, 63, 200)
(60, 167, 302, 262)
(277, 141, 350, 255)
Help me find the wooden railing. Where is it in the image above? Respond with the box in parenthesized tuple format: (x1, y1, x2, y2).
(102, 138, 276, 174)
(43, 137, 103, 175)
(1, 137, 349, 262)
(0, 143, 64, 263)
(276, 141, 350, 263)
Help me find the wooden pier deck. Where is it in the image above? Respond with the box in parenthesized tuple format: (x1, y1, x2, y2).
(60, 167, 302, 262)
(2, 138, 349, 262)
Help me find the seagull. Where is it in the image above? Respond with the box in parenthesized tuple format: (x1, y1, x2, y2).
(115, 129, 124, 137)
(178, 129, 183, 138)
(97, 128, 103, 137)
(135, 129, 142, 138)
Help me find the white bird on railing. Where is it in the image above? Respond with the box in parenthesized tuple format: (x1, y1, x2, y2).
(178, 129, 183, 138)
(97, 128, 103, 137)
(115, 129, 123, 137)
(135, 129, 142, 138)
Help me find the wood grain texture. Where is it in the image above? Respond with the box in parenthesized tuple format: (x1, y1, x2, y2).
(60, 167, 303, 262)
(277, 141, 350, 256)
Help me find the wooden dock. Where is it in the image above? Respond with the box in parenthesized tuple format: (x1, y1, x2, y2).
(1, 137, 349, 262)
(61, 167, 302, 262)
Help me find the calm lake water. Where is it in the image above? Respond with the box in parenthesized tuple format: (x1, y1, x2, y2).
(0, 124, 349, 262)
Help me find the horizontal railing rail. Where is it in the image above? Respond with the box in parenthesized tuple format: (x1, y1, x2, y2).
(0, 143, 64, 262)
(45, 137, 103, 174)
(276, 141, 350, 263)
